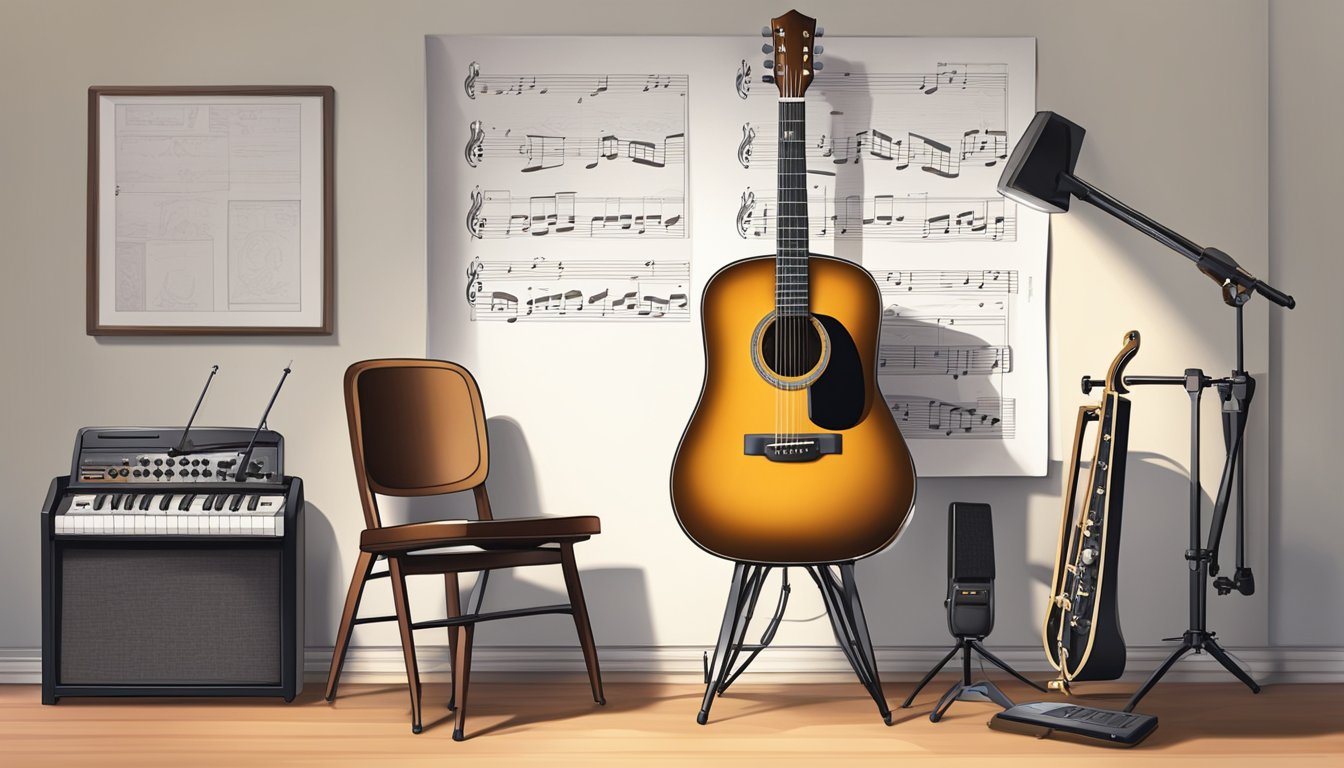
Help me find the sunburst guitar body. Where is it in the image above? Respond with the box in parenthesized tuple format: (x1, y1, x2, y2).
(670, 11, 916, 565)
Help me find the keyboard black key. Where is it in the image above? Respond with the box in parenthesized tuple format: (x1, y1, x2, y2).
(123, 494, 136, 510)
(139, 494, 152, 511)
(179, 494, 196, 511)
(229, 494, 244, 512)
(94, 494, 107, 510)
(203, 494, 216, 510)
(159, 494, 172, 511)
(214, 495, 228, 511)
(247, 495, 261, 511)
(111, 493, 124, 511)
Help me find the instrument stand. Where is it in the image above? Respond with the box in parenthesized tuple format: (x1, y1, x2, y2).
(698, 562, 893, 725)
(900, 637, 1045, 722)
(1120, 302, 1261, 712)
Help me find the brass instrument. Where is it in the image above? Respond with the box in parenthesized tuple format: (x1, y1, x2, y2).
(1044, 330, 1140, 691)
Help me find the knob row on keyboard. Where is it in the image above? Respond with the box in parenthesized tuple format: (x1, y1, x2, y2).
(55, 514, 283, 536)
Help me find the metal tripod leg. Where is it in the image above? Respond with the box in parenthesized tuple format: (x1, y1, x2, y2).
(967, 640, 1047, 693)
(807, 564, 892, 723)
(698, 563, 749, 725)
(1125, 640, 1192, 712)
(902, 641, 964, 708)
(1204, 635, 1261, 694)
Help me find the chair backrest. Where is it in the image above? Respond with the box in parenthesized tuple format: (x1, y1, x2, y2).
(344, 358, 491, 529)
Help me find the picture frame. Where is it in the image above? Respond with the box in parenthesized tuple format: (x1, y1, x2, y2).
(87, 85, 334, 335)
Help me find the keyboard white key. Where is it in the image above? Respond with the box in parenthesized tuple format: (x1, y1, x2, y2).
(56, 493, 287, 536)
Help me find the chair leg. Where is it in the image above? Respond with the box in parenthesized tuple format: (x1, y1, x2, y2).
(445, 572, 462, 711)
(325, 550, 376, 702)
(560, 542, 605, 705)
(388, 557, 423, 734)
(452, 624, 475, 742)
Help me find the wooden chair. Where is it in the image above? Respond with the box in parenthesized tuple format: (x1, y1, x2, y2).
(324, 358, 604, 740)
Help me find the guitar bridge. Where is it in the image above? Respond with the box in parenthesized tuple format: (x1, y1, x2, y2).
(744, 433, 842, 463)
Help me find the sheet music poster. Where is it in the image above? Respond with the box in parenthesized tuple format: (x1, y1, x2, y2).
(428, 35, 1045, 478)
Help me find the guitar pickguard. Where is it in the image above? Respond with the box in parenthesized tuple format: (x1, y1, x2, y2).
(808, 313, 867, 431)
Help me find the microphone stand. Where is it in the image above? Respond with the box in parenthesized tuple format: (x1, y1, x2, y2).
(1053, 174, 1284, 711)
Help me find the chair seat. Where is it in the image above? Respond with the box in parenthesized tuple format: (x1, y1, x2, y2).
(360, 516, 601, 554)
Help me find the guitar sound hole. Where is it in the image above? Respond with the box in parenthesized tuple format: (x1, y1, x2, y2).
(761, 315, 824, 377)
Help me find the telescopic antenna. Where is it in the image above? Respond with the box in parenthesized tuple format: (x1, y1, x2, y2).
(169, 365, 219, 456)
(234, 362, 292, 482)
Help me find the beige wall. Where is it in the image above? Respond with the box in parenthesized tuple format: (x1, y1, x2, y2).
(1269, 0, 1344, 646)
(1, 0, 1330, 669)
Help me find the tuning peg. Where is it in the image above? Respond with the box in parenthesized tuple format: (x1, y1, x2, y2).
(761, 43, 773, 54)
(762, 75, 775, 84)
(814, 44, 824, 55)
(761, 26, 772, 37)
(763, 59, 774, 71)
(814, 61, 823, 70)
(815, 26, 825, 37)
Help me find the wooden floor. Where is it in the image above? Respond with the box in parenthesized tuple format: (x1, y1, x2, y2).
(3, 680, 1341, 766)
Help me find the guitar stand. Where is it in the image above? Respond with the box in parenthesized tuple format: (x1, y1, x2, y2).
(1119, 301, 1261, 712)
(698, 562, 893, 725)
(901, 638, 1046, 722)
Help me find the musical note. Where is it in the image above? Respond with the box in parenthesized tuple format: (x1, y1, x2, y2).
(468, 190, 685, 239)
(521, 135, 566, 172)
(870, 269, 1018, 295)
(464, 61, 480, 99)
(738, 190, 1013, 242)
(736, 189, 757, 238)
(465, 64, 688, 100)
(737, 123, 756, 168)
(466, 186, 486, 239)
(877, 344, 1013, 378)
(886, 397, 1016, 439)
(746, 123, 1008, 177)
(465, 120, 485, 167)
(736, 59, 752, 100)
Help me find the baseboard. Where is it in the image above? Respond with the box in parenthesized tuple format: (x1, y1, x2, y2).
(4, 644, 1343, 685)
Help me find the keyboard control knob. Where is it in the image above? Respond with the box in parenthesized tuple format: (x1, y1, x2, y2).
(190, 469, 200, 477)
(154, 458, 163, 466)
(165, 469, 175, 477)
(153, 469, 162, 477)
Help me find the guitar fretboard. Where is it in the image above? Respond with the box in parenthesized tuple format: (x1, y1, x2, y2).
(776, 99, 810, 317)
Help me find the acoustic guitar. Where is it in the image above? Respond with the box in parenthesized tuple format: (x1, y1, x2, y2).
(670, 10, 916, 565)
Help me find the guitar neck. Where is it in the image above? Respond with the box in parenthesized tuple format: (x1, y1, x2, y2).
(776, 98, 810, 317)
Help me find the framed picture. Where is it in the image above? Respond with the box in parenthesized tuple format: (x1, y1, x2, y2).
(87, 86, 334, 335)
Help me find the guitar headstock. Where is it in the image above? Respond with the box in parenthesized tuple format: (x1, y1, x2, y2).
(762, 10, 822, 98)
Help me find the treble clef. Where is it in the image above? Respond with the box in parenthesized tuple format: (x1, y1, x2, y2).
(466, 186, 486, 239)
(735, 59, 751, 100)
(464, 61, 481, 99)
(466, 258, 484, 304)
(735, 188, 756, 239)
(465, 120, 485, 167)
(737, 123, 756, 168)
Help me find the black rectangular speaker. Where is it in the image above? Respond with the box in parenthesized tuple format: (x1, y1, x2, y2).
(948, 502, 995, 638)
(59, 547, 282, 685)
(41, 475, 304, 702)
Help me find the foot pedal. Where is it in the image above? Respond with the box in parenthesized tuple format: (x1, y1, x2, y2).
(989, 701, 1157, 747)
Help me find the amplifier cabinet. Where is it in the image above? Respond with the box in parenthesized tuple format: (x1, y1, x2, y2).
(41, 475, 305, 703)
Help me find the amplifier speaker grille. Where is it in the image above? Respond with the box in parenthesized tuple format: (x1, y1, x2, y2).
(59, 547, 281, 685)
